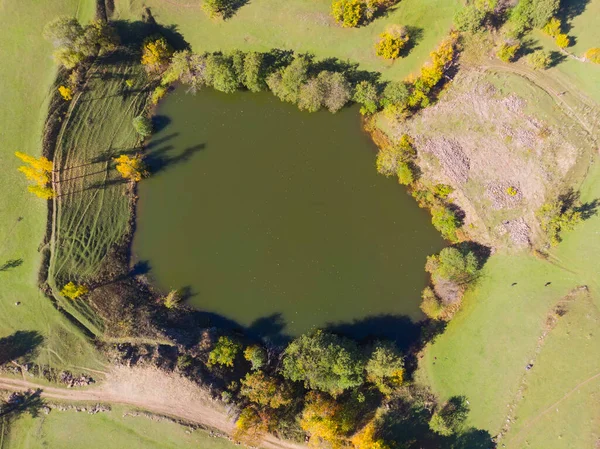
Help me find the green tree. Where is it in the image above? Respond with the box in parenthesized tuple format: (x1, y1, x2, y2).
(454, 4, 486, 33)
(365, 342, 404, 394)
(281, 330, 365, 395)
(267, 56, 310, 103)
(203, 0, 239, 18)
(132, 115, 153, 137)
(396, 161, 415, 185)
(526, 49, 551, 69)
(242, 52, 266, 92)
(509, 0, 559, 34)
(420, 287, 444, 319)
(244, 345, 267, 370)
(205, 54, 239, 93)
(431, 206, 461, 241)
(537, 198, 583, 245)
(381, 81, 409, 108)
(426, 247, 479, 284)
(332, 0, 365, 28)
(208, 336, 242, 368)
(429, 396, 470, 436)
(43, 16, 83, 47)
(353, 80, 380, 115)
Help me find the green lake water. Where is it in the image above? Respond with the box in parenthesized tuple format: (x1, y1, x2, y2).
(133, 88, 444, 339)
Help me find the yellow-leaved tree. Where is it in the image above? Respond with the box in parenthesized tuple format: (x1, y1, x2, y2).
(58, 85, 73, 101)
(351, 420, 390, 449)
(15, 152, 55, 199)
(584, 48, 600, 64)
(113, 154, 148, 182)
(61, 282, 89, 300)
(375, 25, 410, 60)
(141, 36, 174, 73)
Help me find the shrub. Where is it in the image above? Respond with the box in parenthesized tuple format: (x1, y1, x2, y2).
(365, 342, 404, 394)
(431, 206, 461, 242)
(584, 48, 600, 64)
(332, 0, 365, 28)
(420, 287, 444, 319)
(454, 5, 486, 33)
(244, 345, 267, 370)
(396, 161, 415, 185)
(526, 50, 550, 69)
(375, 25, 410, 60)
(353, 80, 380, 115)
(496, 42, 521, 62)
(60, 282, 89, 300)
(542, 17, 561, 37)
(426, 247, 479, 284)
(281, 330, 364, 395)
(208, 336, 242, 368)
(58, 85, 73, 101)
(132, 115, 153, 137)
(506, 186, 518, 196)
(141, 36, 173, 73)
(163, 289, 181, 309)
(555, 33, 571, 49)
(429, 396, 470, 436)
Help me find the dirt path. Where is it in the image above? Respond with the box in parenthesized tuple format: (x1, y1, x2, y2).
(0, 367, 304, 449)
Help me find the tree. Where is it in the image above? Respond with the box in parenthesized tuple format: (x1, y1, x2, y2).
(332, 0, 365, 28)
(429, 396, 470, 436)
(425, 247, 479, 284)
(203, 0, 239, 19)
(113, 154, 147, 182)
(267, 56, 310, 104)
(353, 81, 379, 115)
(28, 185, 55, 199)
(454, 5, 486, 33)
(141, 36, 173, 73)
(375, 25, 410, 60)
(163, 289, 181, 309)
(132, 115, 153, 137)
(233, 407, 268, 445)
(240, 371, 293, 408)
(537, 198, 582, 246)
(365, 342, 404, 394)
(15, 152, 54, 199)
(420, 287, 444, 319)
(298, 78, 325, 112)
(555, 33, 571, 49)
(208, 336, 241, 367)
(205, 54, 239, 93)
(496, 41, 521, 62)
(319, 71, 352, 113)
(351, 420, 390, 449)
(244, 345, 267, 370)
(381, 81, 409, 109)
(242, 52, 266, 92)
(299, 392, 348, 446)
(584, 48, 600, 63)
(526, 49, 551, 69)
(281, 330, 364, 395)
(509, 0, 559, 34)
(431, 206, 461, 241)
(58, 85, 74, 101)
(542, 17, 561, 37)
(61, 282, 89, 300)
(396, 161, 415, 185)
(151, 86, 169, 105)
(43, 17, 83, 48)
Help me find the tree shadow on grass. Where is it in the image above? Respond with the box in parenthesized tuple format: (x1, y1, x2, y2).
(399, 26, 425, 58)
(310, 56, 382, 84)
(0, 259, 23, 273)
(547, 50, 568, 68)
(558, 0, 591, 33)
(0, 389, 46, 420)
(0, 331, 44, 365)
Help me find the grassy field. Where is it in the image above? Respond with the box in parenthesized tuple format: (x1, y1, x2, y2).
(0, 0, 104, 371)
(3, 404, 238, 449)
(112, 0, 460, 81)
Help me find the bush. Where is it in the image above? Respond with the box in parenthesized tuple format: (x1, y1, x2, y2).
(132, 115, 153, 137)
(332, 0, 365, 28)
(375, 25, 410, 60)
(244, 345, 267, 370)
(426, 247, 479, 284)
(208, 336, 242, 368)
(454, 5, 486, 33)
(281, 330, 365, 395)
(542, 17, 561, 37)
(555, 33, 571, 49)
(353, 80, 380, 115)
(526, 50, 551, 69)
(420, 287, 444, 319)
(584, 48, 600, 64)
(496, 42, 521, 62)
(431, 206, 461, 242)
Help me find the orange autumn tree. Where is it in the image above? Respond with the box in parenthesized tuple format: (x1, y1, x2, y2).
(113, 154, 148, 182)
(15, 151, 55, 199)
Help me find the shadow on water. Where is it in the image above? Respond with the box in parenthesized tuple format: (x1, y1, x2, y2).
(145, 143, 206, 175)
(0, 331, 44, 365)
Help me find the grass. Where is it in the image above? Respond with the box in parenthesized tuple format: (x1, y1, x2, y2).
(48, 53, 150, 335)
(3, 404, 238, 449)
(0, 0, 104, 371)
(112, 0, 460, 81)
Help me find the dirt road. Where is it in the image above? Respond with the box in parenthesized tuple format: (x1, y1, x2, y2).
(0, 367, 304, 449)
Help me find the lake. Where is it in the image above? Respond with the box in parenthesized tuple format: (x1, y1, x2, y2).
(133, 88, 444, 339)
